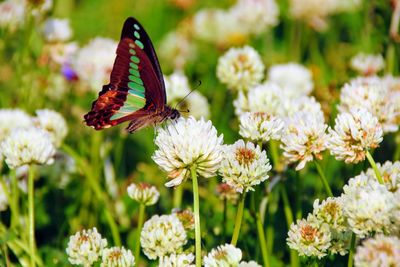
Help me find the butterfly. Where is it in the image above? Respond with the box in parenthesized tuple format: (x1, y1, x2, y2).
(84, 17, 180, 133)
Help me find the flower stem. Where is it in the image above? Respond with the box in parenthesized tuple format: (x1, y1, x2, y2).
(365, 151, 384, 184)
(223, 198, 227, 241)
(10, 169, 20, 230)
(256, 211, 270, 267)
(190, 165, 201, 267)
(280, 185, 299, 267)
(269, 140, 281, 171)
(314, 160, 333, 197)
(135, 203, 146, 264)
(231, 193, 246, 246)
(347, 233, 356, 267)
(28, 165, 36, 267)
(173, 185, 183, 208)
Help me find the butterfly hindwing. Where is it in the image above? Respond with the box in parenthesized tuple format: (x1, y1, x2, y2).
(84, 17, 167, 130)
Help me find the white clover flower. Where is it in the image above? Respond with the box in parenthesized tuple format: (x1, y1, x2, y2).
(350, 53, 385, 76)
(239, 112, 284, 142)
(234, 83, 285, 116)
(281, 111, 328, 170)
(219, 140, 271, 193)
(229, 0, 279, 35)
(267, 63, 313, 98)
(217, 46, 265, 92)
(47, 42, 78, 66)
(338, 79, 398, 133)
(342, 174, 397, 237)
(0, 182, 9, 211)
(100, 246, 135, 267)
(239, 261, 262, 267)
(127, 182, 159, 206)
(35, 109, 68, 147)
(66, 227, 108, 266)
(159, 253, 195, 267)
(164, 72, 210, 119)
(71, 37, 117, 91)
(42, 18, 72, 43)
(0, 109, 33, 141)
(152, 117, 223, 187)
(327, 108, 383, 164)
(283, 96, 324, 118)
(173, 209, 195, 231)
(140, 214, 187, 259)
(354, 235, 400, 267)
(159, 31, 195, 70)
(1, 128, 56, 169)
(365, 161, 400, 192)
(287, 214, 331, 259)
(203, 244, 242, 267)
(0, 0, 25, 32)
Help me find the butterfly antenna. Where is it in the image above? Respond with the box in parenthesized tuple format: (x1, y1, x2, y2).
(174, 80, 202, 110)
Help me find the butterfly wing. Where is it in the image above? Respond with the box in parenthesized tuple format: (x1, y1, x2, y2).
(84, 17, 167, 131)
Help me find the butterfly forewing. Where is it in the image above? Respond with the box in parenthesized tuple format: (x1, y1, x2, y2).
(84, 17, 168, 130)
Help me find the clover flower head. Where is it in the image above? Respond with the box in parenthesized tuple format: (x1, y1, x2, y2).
(350, 53, 385, 76)
(127, 182, 160, 206)
(42, 18, 72, 43)
(0, 108, 33, 141)
(159, 253, 195, 267)
(354, 235, 400, 267)
(35, 109, 68, 147)
(203, 244, 242, 267)
(239, 111, 284, 142)
(100, 246, 135, 267)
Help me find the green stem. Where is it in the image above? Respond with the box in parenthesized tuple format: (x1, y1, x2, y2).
(28, 165, 36, 267)
(256, 212, 270, 267)
(190, 165, 201, 267)
(10, 169, 20, 230)
(231, 193, 246, 246)
(135, 204, 146, 263)
(347, 233, 356, 267)
(223, 198, 227, 241)
(173, 185, 183, 209)
(365, 151, 384, 184)
(269, 140, 281, 171)
(281, 185, 299, 267)
(314, 161, 333, 197)
(385, 43, 395, 74)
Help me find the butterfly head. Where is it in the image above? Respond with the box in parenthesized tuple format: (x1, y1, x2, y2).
(167, 108, 181, 120)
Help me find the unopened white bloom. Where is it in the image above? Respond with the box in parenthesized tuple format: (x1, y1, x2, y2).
(350, 53, 384, 76)
(140, 214, 187, 259)
(239, 112, 284, 142)
(239, 261, 262, 267)
(0, 182, 9, 211)
(339, 79, 398, 133)
(66, 227, 108, 266)
(127, 182, 159, 206)
(0, 109, 33, 141)
(159, 31, 195, 70)
(267, 63, 313, 98)
(152, 117, 223, 187)
(0, 0, 25, 32)
(354, 235, 400, 267)
(159, 253, 195, 267)
(342, 174, 397, 237)
(287, 214, 331, 259)
(100, 246, 135, 267)
(229, 0, 279, 35)
(43, 18, 72, 42)
(35, 109, 68, 147)
(219, 140, 271, 193)
(327, 108, 383, 164)
(203, 244, 242, 267)
(217, 46, 265, 92)
(72, 37, 117, 90)
(234, 83, 285, 116)
(1, 128, 56, 169)
(281, 111, 327, 170)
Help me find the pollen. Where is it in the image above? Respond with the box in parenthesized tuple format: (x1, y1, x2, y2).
(235, 147, 255, 165)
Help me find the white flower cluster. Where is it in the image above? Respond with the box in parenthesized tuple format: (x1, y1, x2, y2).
(152, 117, 223, 187)
(193, 0, 279, 47)
(35, 109, 68, 147)
(71, 37, 117, 91)
(127, 182, 160, 206)
(350, 53, 385, 76)
(159, 253, 195, 267)
(66, 228, 135, 267)
(164, 71, 210, 119)
(66, 227, 108, 266)
(140, 214, 187, 260)
(219, 140, 271, 193)
(42, 18, 72, 43)
(289, 0, 362, 31)
(354, 235, 400, 267)
(203, 244, 242, 267)
(217, 46, 265, 92)
(338, 76, 399, 133)
(327, 108, 383, 164)
(239, 111, 285, 143)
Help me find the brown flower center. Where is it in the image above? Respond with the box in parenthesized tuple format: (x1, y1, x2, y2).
(235, 147, 255, 165)
(324, 202, 339, 218)
(300, 225, 318, 242)
(108, 250, 122, 261)
(376, 243, 394, 256)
